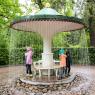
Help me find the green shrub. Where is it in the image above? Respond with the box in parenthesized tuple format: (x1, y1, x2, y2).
(89, 48, 95, 65)
(0, 47, 95, 66)
(0, 48, 9, 65)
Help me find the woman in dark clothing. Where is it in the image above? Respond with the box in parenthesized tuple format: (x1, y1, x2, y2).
(66, 51, 72, 76)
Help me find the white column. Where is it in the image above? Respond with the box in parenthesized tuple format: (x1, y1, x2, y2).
(42, 36, 54, 69)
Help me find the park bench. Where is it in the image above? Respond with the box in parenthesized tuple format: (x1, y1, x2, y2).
(33, 60, 61, 79)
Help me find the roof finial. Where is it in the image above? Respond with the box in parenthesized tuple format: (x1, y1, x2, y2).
(45, 3, 51, 8)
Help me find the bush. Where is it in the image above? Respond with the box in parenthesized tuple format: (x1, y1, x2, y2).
(9, 48, 43, 65)
(89, 47, 95, 65)
(0, 48, 9, 65)
(0, 47, 95, 66)
(53, 47, 95, 65)
(9, 48, 25, 65)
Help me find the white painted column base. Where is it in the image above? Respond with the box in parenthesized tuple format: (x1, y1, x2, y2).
(42, 53, 54, 69)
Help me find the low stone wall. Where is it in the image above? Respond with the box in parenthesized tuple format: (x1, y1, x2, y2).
(19, 74, 76, 85)
(0, 72, 94, 95)
(15, 73, 91, 94)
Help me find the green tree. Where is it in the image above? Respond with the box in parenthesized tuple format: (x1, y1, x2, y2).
(84, 0, 95, 47)
(0, 0, 22, 48)
(0, 0, 22, 29)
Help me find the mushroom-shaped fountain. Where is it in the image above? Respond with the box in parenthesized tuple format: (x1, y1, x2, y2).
(10, 7, 85, 87)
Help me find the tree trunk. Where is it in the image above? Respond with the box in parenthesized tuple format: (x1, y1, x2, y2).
(89, 17, 95, 47)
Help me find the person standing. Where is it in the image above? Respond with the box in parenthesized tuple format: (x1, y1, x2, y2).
(66, 50, 72, 76)
(59, 48, 67, 79)
(25, 47, 33, 75)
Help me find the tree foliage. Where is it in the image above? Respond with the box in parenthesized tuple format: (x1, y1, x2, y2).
(0, 0, 22, 49)
(0, 0, 22, 29)
(0, 0, 95, 65)
(83, 0, 95, 46)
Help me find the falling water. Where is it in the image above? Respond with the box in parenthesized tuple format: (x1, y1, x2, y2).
(78, 29, 90, 65)
(8, 29, 24, 84)
(8, 27, 43, 82)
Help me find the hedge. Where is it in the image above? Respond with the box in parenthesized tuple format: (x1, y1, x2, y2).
(0, 47, 95, 66)
(0, 48, 9, 65)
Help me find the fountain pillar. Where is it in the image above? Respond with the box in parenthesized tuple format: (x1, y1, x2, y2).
(42, 35, 54, 68)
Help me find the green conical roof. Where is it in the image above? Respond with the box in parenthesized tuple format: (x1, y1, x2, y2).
(10, 8, 85, 33)
(36, 8, 60, 15)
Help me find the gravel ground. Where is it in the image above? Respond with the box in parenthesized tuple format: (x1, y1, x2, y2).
(0, 65, 95, 95)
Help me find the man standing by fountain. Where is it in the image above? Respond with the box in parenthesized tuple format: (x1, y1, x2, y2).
(25, 47, 33, 75)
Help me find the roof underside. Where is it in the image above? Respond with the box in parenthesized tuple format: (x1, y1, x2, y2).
(11, 15, 84, 36)
(10, 8, 85, 36)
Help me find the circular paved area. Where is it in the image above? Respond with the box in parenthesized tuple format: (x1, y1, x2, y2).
(0, 65, 95, 95)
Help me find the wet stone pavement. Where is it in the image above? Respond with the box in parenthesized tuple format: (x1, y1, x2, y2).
(0, 65, 95, 95)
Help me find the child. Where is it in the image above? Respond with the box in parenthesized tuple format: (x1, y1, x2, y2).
(59, 48, 67, 79)
(25, 47, 33, 75)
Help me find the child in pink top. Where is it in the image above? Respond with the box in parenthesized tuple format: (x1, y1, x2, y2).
(25, 47, 33, 74)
